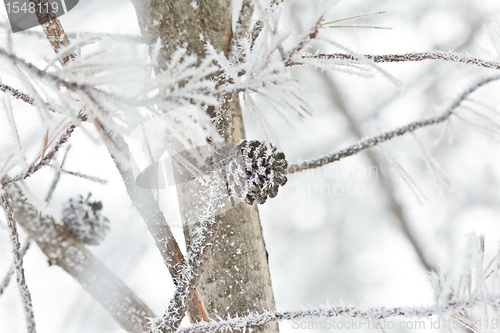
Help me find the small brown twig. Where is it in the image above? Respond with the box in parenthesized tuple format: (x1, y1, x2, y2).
(30, 0, 76, 65)
(2, 123, 76, 187)
(0, 84, 34, 105)
(0, 237, 31, 297)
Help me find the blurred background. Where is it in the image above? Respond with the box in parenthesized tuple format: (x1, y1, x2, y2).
(2, 0, 500, 332)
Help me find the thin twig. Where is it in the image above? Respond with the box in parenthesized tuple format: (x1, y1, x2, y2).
(46, 163, 108, 185)
(45, 145, 71, 203)
(0, 193, 37, 333)
(30, 1, 76, 65)
(0, 84, 34, 105)
(0, 237, 31, 297)
(287, 75, 500, 174)
(153, 173, 226, 332)
(287, 51, 500, 71)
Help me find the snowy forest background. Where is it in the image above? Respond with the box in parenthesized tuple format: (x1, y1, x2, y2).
(2, 0, 500, 332)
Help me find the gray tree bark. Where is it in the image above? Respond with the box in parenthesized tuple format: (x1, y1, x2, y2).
(129, 1, 279, 331)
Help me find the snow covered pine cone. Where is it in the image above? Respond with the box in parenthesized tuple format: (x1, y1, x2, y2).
(225, 140, 288, 205)
(61, 193, 110, 245)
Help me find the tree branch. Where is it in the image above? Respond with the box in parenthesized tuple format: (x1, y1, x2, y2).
(288, 51, 500, 71)
(2, 122, 76, 187)
(287, 75, 500, 174)
(0, 237, 30, 297)
(0, 84, 34, 105)
(0, 193, 37, 333)
(177, 294, 500, 333)
(99, 128, 209, 325)
(152, 172, 227, 333)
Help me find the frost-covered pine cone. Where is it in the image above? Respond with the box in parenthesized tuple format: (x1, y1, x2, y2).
(61, 194, 110, 245)
(225, 140, 288, 205)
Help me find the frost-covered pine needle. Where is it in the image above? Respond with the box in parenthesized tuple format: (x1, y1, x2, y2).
(378, 146, 428, 205)
(175, 293, 500, 333)
(411, 133, 452, 193)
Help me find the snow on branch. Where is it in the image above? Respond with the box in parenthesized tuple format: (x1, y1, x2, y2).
(0, 237, 30, 297)
(0, 193, 37, 333)
(151, 172, 228, 332)
(287, 75, 500, 174)
(289, 51, 500, 71)
(0, 84, 34, 105)
(2, 122, 76, 187)
(176, 294, 500, 333)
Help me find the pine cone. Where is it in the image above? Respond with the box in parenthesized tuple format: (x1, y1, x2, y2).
(61, 193, 110, 245)
(225, 140, 288, 205)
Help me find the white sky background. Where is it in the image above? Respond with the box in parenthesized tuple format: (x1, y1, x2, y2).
(1, 0, 500, 332)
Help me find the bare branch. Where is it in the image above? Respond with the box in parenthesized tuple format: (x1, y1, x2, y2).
(0, 84, 34, 105)
(177, 294, 500, 333)
(101, 127, 209, 324)
(0, 237, 30, 297)
(0, 193, 37, 333)
(287, 51, 500, 71)
(45, 145, 71, 203)
(287, 75, 500, 174)
(46, 163, 108, 185)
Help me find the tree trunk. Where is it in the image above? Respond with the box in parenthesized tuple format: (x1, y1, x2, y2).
(129, 1, 279, 332)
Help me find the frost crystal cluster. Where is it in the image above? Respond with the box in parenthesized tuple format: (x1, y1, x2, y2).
(61, 194, 110, 245)
(225, 140, 288, 205)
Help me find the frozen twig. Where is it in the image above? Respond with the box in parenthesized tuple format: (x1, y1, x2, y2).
(30, 1, 76, 65)
(47, 163, 108, 185)
(177, 294, 500, 333)
(0, 84, 34, 105)
(234, 0, 254, 41)
(0, 193, 37, 333)
(0, 237, 30, 297)
(45, 145, 71, 203)
(288, 51, 500, 71)
(287, 75, 500, 174)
